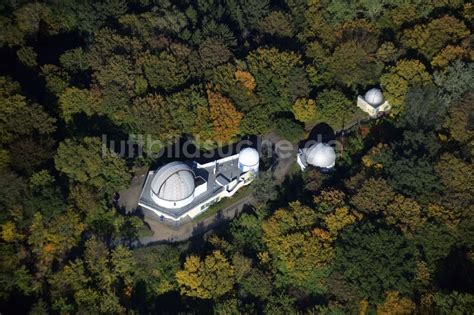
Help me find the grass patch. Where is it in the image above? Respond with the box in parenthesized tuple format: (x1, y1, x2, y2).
(192, 184, 253, 222)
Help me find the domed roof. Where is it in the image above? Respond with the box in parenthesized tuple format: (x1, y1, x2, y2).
(305, 143, 336, 169)
(364, 88, 384, 106)
(151, 162, 195, 201)
(239, 147, 259, 166)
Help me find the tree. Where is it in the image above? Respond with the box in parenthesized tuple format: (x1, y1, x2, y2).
(258, 11, 294, 37)
(128, 93, 177, 142)
(444, 90, 474, 146)
(176, 250, 235, 299)
(207, 88, 243, 142)
(16, 46, 37, 68)
(376, 291, 415, 315)
(246, 47, 305, 112)
(59, 87, 100, 122)
(380, 59, 432, 115)
(262, 202, 334, 293)
(0, 76, 56, 144)
(350, 178, 396, 215)
(142, 51, 190, 91)
(28, 210, 85, 276)
(385, 194, 423, 233)
(314, 89, 353, 129)
(431, 45, 470, 69)
(400, 15, 469, 60)
(326, 41, 383, 89)
(335, 222, 416, 303)
(54, 137, 130, 196)
(434, 60, 474, 106)
(197, 37, 232, 69)
(292, 98, 317, 123)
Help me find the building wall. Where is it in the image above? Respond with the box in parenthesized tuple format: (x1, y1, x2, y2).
(140, 171, 254, 222)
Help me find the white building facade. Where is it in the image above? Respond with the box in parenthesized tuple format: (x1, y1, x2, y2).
(138, 148, 259, 223)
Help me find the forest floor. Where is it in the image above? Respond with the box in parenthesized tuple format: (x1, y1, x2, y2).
(118, 132, 298, 245)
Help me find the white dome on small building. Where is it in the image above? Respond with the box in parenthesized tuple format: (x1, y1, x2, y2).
(238, 147, 259, 173)
(364, 88, 384, 107)
(305, 143, 336, 169)
(150, 161, 195, 208)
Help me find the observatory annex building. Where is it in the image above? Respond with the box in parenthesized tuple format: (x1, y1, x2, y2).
(138, 148, 259, 224)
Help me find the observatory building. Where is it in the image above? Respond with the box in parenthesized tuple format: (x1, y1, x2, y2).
(138, 148, 259, 224)
(297, 142, 336, 171)
(357, 88, 391, 116)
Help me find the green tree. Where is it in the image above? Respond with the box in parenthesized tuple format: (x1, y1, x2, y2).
(335, 222, 416, 303)
(142, 51, 190, 91)
(380, 59, 432, 115)
(434, 60, 474, 106)
(247, 47, 306, 112)
(258, 11, 294, 37)
(326, 41, 383, 89)
(315, 89, 353, 129)
(54, 137, 130, 196)
(16, 46, 37, 68)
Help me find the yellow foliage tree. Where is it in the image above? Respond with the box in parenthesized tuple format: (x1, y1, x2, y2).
(207, 88, 243, 143)
(292, 98, 317, 123)
(262, 201, 334, 292)
(234, 69, 256, 91)
(176, 250, 235, 299)
(385, 194, 424, 233)
(380, 59, 432, 115)
(324, 206, 359, 238)
(431, 45, 471, 69)
(376, 291, 416, 315)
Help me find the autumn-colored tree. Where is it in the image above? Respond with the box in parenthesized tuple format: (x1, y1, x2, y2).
(234, 69, 256, 91)
(431, 45, 471, 69)
(385, 194, 424, 234)
(350, 178, 396, 214)
(380, 59, 432, 115)
(176, 250, 235, 299)
(28, 210, 85, 277)
(400, 15, 469, 60)
(292, 98, 317, 123)
(207, 88, 243, 142)
(376, 291, 415, 315)
(262, 201, 334, 293)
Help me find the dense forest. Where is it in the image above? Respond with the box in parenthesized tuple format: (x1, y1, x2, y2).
(0, 0, 473, 314)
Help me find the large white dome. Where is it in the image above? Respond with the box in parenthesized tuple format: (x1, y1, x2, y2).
(364, 88, 384, 106)
(151, 162, 195, 202)
(305, 143, 336, 169)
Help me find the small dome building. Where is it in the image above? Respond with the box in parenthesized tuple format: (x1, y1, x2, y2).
(150, 161, 196, 208)
(357, 87, 391, 116)
(238, 147, 259, 173)
(364, 88, 384, 107)
(305, 143, 336, 169)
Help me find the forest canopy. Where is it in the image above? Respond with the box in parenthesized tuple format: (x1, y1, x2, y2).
(0, 0, 473, 314)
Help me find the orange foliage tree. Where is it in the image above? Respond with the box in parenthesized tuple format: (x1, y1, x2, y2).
(206, 87, 243, 143)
